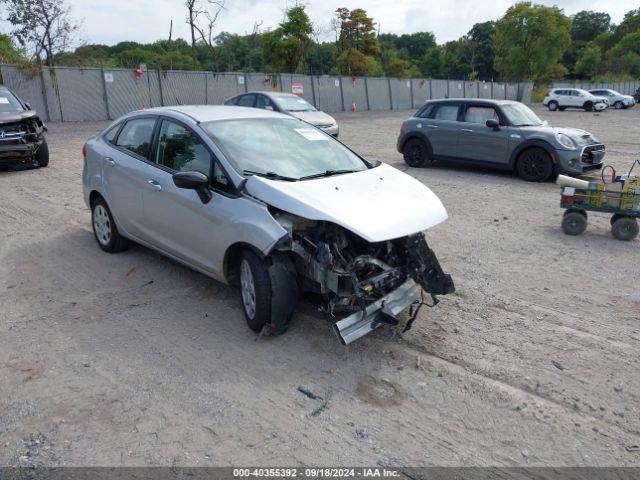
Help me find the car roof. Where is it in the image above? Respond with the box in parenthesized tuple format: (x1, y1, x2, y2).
(425, 98, 521, 106)
(133, 105, 290, 122)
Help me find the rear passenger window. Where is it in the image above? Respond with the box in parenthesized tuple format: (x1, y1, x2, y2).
(115, 118, 156, 158)
(255, 95, 275, 110)
(434, 105, 459, 121)
(464, 106, 499, 124)
(417, 105, 434, 118)
(155, 120, 211, 176)
(103, 123, 121, 143)
(237, 94, 256, 107)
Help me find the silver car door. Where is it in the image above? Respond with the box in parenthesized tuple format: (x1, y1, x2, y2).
(138, 118, 232, 273)
(102, 116, 157, 237)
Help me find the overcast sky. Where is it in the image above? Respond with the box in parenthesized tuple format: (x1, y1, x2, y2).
(5, 0, 640, 46)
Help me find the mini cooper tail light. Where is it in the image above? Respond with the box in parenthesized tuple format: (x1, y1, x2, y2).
(82, 143, 86, 160)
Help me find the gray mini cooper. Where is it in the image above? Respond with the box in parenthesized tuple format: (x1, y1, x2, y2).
(397, 99, 605, 182)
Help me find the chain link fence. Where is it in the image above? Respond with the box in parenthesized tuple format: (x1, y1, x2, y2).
(0, 64, 534, 123)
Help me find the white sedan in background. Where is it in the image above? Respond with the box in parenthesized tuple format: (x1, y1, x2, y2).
(588, 89, 636, 109)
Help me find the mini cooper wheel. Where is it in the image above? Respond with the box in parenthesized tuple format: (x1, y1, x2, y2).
(548, 101, 559, 112)
(402, 138, 433, 168)
(611, 216, 639, 241)
(239, 249, 273, 333)
(91, 197, 130, 253)
(516, 148, 553, 182)
(562, 210, 587, 236)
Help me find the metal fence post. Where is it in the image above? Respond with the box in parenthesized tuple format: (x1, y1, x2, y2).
(388, 77, 393, 110)
(204, 72, 208, 104)
(100, 66, 111, 120)
(157, 69, 165, 106)
(409, 79, 414, 109)
(490, 81, 494, 100)
(243, 73, 248, 93)
(429, 79, 433, 100)
(279, 73, 284, 92)
(310, 75, 317, 108)
(39, 69, 52, 122)
(364, 77, 370, 110)
(338, 76, 345, 112)
(463, 80, 466, 98)
(446, 79, 450, 98)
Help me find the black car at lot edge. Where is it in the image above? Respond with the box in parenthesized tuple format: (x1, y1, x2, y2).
(0, 85, 49, 168)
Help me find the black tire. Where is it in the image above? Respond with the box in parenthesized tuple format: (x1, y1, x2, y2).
(548, 101, 559, 111)
(611, 216, 639, 241)
(610, 213, 623, 226)
(239, 249, 273, 333)
(34, 139, 49, 167)
(91, 197, 130, 253)
(562, 210, 587, 236)
(614, 101, 623, 110)
(402, 138, 433, 168)
(583, 101, 593, 112)
(516, 147, 553, 182)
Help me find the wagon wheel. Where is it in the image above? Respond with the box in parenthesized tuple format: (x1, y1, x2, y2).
(611, 216, 639, 241)
(562, 210, 587, 236)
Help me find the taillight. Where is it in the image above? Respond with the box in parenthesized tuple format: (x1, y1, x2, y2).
(400, 121, 405, 133)
(82, 143, 86, 160)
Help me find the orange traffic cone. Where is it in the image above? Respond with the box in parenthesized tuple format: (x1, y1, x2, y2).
(351, 102, 357, 112)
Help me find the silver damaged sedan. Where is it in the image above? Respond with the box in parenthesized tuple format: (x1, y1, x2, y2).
(82, 106, 454, 344)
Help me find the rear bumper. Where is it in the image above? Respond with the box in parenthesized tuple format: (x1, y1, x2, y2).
(333, 279, 422, 345)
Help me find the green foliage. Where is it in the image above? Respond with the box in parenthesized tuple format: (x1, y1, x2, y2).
(419, 47, 445, 78)
(571, 11, 611, 42)
(574, 43, 602, 77)
(0, 33, 26, 63)
(493, 2, 571, 82)
(262, 6, 313, 73)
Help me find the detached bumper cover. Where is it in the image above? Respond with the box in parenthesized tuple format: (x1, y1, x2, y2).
(333, 279, 422, 345)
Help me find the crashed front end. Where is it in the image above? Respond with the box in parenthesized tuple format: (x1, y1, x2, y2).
(273, 212, 454, 344)
(0, 112, 47, 165)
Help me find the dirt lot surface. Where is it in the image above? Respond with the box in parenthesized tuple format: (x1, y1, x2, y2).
(1, 104, 639, 467)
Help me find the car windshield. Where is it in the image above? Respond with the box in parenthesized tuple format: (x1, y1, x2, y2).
(201, 118, 369, 180)
(0, 90, 25, 113)
(275, 96, 317, 112)
(501, 103, 544, 127)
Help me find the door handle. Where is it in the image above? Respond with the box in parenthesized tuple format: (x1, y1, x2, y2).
(461, 128, 473, 132)
(426, 124, 438, 129)
(105, 157, 116, 167)
(147, 179, 162, 191)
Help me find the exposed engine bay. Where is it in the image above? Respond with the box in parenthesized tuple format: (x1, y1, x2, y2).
(0, 111, 47, 163)
(272, 211, 454, 344)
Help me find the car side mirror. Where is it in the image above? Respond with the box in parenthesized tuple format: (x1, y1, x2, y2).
(486, 119, 499, 130)
(173, 171, 212, 204)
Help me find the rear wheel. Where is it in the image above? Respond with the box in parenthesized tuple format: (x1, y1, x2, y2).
(91, 197, 130, 253)
(562, 210, 587, 236)
(583, 101, 593, 112)
(548, 101, 559, 112)
(611, 216, 639, 241)
(516, 147, 553, 182)
(34, 139, 49, 168)
(402, 138, 433, 168)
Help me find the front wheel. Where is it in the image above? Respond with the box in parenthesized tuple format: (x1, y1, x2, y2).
(402, 138, 433, 168)
(91, 197, 130, 253)
(548, 101, 559, 111)
(614, 101, 623, 110)
(516, 148, 553, 182)
(240, 250, 273, 333)
(583, 101, 593, 112)
(34, 139, 49, 168)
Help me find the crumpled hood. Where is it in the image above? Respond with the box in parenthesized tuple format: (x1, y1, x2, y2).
(287, 110, 336, 126)
(0, 110, 38, 124)
(245, 163, 448, 242)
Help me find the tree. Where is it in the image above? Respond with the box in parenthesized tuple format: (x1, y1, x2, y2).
(334, 8, 379, 75)
(185, 0, 225, 67)
(262, 5, 313, 73)
(571, 11, 611, 42)
(493, 2, 571, 82)
(419, 46, 445, 78)
(0, 33, 26, 63)
(466, 21, 496, 79)
(3, 0, 81, 65)
(574, 43, 602, 78)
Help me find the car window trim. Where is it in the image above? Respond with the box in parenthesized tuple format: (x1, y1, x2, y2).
(429, 102, 461, 121)
(111, 115, 159, 162)
(149, 115, 240, 197)
(102, 121, 125, 144)
(462, 102, 507, 125)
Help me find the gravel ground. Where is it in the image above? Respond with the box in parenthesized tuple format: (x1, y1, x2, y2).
(1, 104, 639, 467)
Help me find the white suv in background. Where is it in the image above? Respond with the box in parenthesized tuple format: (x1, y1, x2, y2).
(588, 89, 636, 109)
(543, 88, 609, 112)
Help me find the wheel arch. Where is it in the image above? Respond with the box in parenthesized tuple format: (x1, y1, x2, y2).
(399, 132, 434, 156)
(509, 139, 557, 170)
(223, 241, 269, 286)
